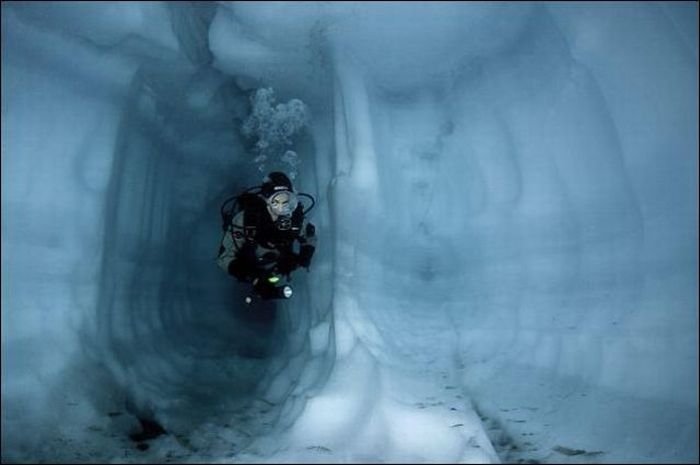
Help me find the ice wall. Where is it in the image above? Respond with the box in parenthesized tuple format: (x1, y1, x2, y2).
(2, 2, 335, 461)
(211, 2, 698, 460)
(2, 1, 698, 463)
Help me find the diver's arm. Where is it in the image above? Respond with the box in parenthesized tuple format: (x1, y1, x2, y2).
(228, 244, 257, 281)
(230, 211, 247, 251)
(297, 221, 316, 268)
(218, 211, 256, 280)
(216, 229, 237, 273)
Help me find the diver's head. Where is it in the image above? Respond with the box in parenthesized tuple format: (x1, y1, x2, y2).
(261, 172, 298, 229)
(267, 190, 298, 223)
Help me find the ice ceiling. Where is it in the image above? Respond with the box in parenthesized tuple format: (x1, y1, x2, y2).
(2, 2, 698, 463)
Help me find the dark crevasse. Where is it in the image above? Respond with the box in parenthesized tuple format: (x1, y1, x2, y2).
(89, 41, 336, 454)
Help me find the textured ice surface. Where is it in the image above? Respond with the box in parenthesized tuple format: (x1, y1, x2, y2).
(2, 2, 697, 463)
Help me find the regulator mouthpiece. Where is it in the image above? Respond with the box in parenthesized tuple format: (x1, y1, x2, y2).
(275, 215, 292, 231)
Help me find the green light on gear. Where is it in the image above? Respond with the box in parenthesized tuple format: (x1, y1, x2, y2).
(268, 276, 280, 283)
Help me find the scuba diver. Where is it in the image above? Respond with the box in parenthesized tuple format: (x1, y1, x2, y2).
(217, 172, 316, 303)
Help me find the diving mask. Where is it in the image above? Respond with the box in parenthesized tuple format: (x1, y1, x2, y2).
(267, 190, 298, 217)
(267, 190, 298, 230)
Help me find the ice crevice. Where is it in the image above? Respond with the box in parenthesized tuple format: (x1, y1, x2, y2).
(1, 2, 697, 464)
